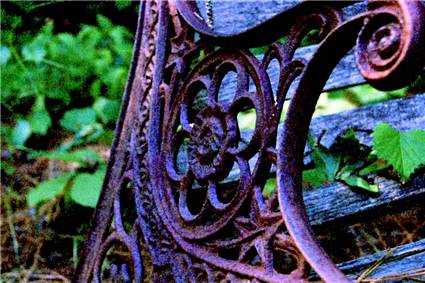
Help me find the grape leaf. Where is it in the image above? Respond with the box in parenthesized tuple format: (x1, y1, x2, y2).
(27, 173, 73, 207)
(339, 172, 379, 193)
(69, 169, 105, 208)
(303, 168, 330, 189)
(60, 108, 97, 133)
(373, 123, 425, 182)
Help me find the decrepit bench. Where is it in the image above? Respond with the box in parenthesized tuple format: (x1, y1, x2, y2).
(74, 1, 425, 282)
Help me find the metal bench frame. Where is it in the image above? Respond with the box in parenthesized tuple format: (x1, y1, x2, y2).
(73, 1, 425, 282)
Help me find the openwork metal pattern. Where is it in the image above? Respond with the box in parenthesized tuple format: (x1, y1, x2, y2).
(74, 1, 425, 282)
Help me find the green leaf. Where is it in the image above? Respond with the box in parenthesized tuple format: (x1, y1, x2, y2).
(11, 119, 32, 147)
(250, 46, 268, 56)
(237, 109, 256, 130)
(93, 97, 120, 124)
(1, 46, 11, 65)
(69, 170, 105, 207)
(305, 134, 340, 185)
(373, 123, 425, 182)
(27, 173, 74, 207)
(303, 168, 330, 189)
(263, 178, 276, 198)
(338, 173, 379, 193)
(90, 79, 102, 98)
(60, 108, 97, 132)
(359, 159, 389, 176)
(28, 110, 51, 135)
(97, 15, 113, 31)
(115, 0, 132, 10)
(22, 43, 46, 63)
(96, 129, 115, 145)
(313, 148, 340, 181)
(330, 128, 369, 165)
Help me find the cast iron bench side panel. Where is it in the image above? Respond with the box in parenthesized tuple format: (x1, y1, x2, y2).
(74, 1, 425, 282)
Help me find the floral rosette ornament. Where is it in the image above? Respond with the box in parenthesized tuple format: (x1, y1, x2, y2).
(160, 48, 274, 239)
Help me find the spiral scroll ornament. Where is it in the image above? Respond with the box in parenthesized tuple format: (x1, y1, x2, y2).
(356, 0, 425, 90)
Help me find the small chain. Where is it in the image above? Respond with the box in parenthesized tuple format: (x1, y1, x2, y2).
(205, 0, 214, 29)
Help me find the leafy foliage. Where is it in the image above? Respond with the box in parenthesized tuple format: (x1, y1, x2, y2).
(302, 123, 425, 192)
(303, 130, 379, 193)
(60, 108, 97, 133)
(373, 123, 425, 182)
(69, 170, 105, 208)
(0, 2, 140, 277)
(27, 149, 106, 208)
(11, 119, 32, 147)
(1, 15, 132, 148)
(28, 172, 74, 208)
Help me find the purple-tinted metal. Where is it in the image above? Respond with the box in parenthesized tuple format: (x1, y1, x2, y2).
(74, 0, 425, 282)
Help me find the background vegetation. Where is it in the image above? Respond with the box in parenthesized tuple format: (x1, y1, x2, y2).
(1, 1, 138, 279)
(1, 1, 424, 281)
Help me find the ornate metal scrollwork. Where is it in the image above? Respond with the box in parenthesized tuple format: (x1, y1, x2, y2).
(159, 48, 273, 239)
(74, 1, 425, 282)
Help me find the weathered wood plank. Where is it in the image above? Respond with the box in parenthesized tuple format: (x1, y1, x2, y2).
(340, 239, 425, 280)
(240, 94, 425, 163)
(309, 93, 425, 150)
(191, 1, 370, 106)
(213, 43, 366, 105)
(196, 1, 367, 35)
(307, 174, 425, 226)
(309, 239, 425, 280)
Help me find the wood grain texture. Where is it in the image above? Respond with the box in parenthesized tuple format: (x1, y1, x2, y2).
(213, 46, 367, 104)
(196, 1, 367, 35)
(308, 239, 425, 280)
(308, 93, 425, 149)
(307, 174, 425, 226)
(340, 238, 425, 280)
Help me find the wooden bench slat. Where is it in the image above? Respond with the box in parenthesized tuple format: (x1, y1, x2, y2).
(307, 175, 425, 226)
(197, 1, 367, 36)
(213, 44, 366, 105)
(309, 239, 425, 280)
(308, 93, 425, 149)
(340, 238, 425, 280)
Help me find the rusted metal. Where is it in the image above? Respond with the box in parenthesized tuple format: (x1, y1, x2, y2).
(74, 0, 425, 282)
